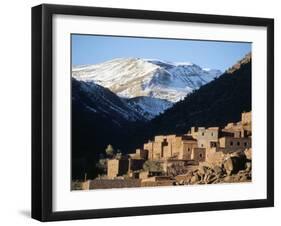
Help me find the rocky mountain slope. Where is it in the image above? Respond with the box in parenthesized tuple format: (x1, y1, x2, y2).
(124, 96, 173, 120)
(72, 58, 221, 119)
(144, 53, 252, 137)
(72, 78, 146, 123)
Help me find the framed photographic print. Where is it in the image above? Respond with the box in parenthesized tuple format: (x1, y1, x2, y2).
(32, 4, 274, 221)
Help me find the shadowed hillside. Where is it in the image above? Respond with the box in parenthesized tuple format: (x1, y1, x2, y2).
(72, 79, 147, 179)
(145, 54, 251, 136)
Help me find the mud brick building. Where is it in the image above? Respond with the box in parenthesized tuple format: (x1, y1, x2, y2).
(191, 127, 220, 149)
(107, 158, 145, 179)
(201, 112, 252, 165)
(107, 159, 129, 179)
(105, 111, 252, 181)
(141, 111, 252, 166)
(143, 134, 201, 161)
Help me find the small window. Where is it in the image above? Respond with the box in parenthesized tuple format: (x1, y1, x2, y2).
(237, 141, 240, 146)
(202, 132, 204, 136)
(244, 142, 247, 147)
(188, 148, 190, 152)
(199, 153, 203, 158)
(211, 142, 217, 147)
(201, 144, 204, 147)
(211, 132, 213, 136)
(230, 141, 233, 146)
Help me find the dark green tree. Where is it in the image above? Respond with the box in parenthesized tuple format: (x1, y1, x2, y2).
(105, 144, 115, 158)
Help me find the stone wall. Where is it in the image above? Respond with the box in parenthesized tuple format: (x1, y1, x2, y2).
(192, 148, 206, 162)
(107, 159, 129, 179)
(89, 179, 141, 189)
(166, 135, 177, 142)
(170, 137, 183, 158)
(181, 141, 197, 160)
(144, 135, 199, 161)
(135, 149, 148, 160)
(219, 137, 251, 151)
(152, 141, 162, 159)
(139, 171, 149, 179)
(197, 127, 219, 148)
(81, 180, 90, 190)
(205, 147, 225, 165)
(144, 142, 153, 159)
(163, 143, 172, 159)
(154, 135, 165, 142)
(242, 112, 252, 125)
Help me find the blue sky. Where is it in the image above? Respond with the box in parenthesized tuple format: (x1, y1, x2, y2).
(72, 34, 251, 71)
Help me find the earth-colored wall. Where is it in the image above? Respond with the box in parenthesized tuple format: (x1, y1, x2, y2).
(219, 137, 251, 151)
(192, 148, 206, 162)
(242, 112, 252, 125)
(205, 147, 225, 165)
(197, 127, 219, 148)
(107, 159, 129, 179)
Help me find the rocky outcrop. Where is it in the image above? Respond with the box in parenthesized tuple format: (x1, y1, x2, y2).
(174, 151, 251, 185)
(227, 53, 251, 74)
(223, 151, 248, 175)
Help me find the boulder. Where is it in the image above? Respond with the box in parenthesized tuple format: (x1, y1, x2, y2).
(245, 161, 252, 171)
(206, 174, 217, 184)
(239, 175, 248, 182)
(223, 155, 247, 175)
(213, 166, 223, 175)
(244, 148, 252, 160)
(230, 150, 246, 158)
(190, 174, 200, 184)
(198, 165, 208, 175)
(223, 176, 232, 182)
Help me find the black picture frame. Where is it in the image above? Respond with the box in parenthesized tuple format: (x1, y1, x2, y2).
(32, 3, 274, 222)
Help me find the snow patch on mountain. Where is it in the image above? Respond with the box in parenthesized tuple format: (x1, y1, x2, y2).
(72, 58, 222, 120)
(124, 96, 173, 120)
(72, 58, 221, 103)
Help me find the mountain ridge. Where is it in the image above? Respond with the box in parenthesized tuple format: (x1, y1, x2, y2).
(145, 54, 252, 136)
(72, 58, 222, 103)
(72, 57, 222, 120)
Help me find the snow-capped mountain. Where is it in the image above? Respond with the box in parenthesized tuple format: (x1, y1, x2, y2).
(72, 58, 221, 102)
(72, 58, 221, 120)
(148, 53, 252, 135)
